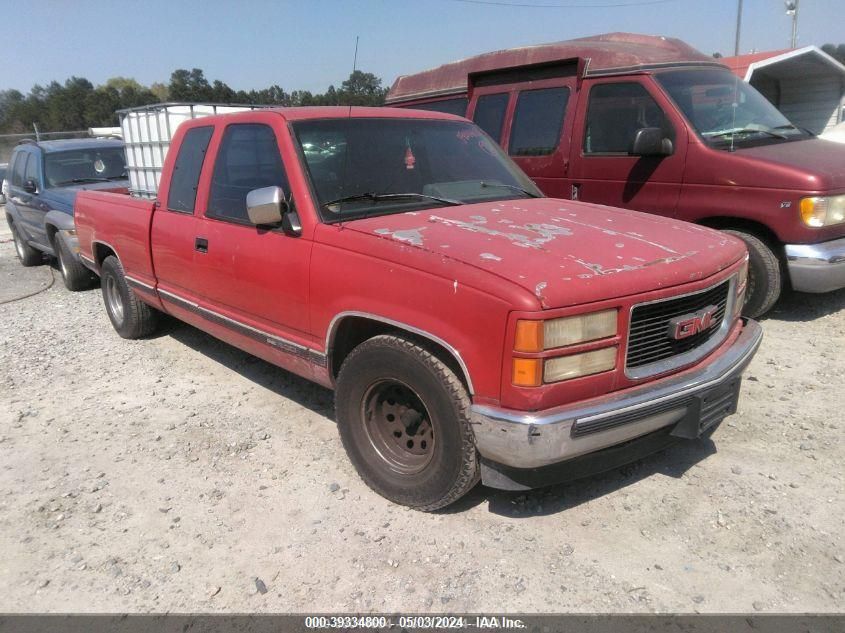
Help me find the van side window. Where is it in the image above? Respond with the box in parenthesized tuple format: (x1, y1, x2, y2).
(207, 123, 290, 224)
(167, 126, 214, 213)
(11, 153, 28, 187)
(472, 93, 509, 142)
(509, 87, 570, 156)
(410, 98, 468, 117)
(584, 83, 671, 154)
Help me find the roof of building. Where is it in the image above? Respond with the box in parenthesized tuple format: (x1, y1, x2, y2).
(386, 32, 724, 104)
(722, 46, 845, 80)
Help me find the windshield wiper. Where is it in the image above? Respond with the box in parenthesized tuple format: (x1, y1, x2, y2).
(324, 192, 462, 209)
(706, 128, 788, 140)
(106, 174, 128, 180)
(774, 124, 814, 136)
(55, 177, 110, 185)
(479, 181, 542, 198)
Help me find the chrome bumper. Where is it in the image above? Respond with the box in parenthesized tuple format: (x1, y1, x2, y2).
(785, 237, 845, 293)
(470, 319, 763, 469)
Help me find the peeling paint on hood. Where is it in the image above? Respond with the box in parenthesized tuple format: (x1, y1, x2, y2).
(348, 198, 746, 308)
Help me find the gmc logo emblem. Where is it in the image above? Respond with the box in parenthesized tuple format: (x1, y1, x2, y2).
(668, 305, 718, 340)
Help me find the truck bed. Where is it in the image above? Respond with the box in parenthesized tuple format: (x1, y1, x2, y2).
(74, 190, 158, 290)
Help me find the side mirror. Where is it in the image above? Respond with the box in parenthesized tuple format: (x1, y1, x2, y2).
(631, 127, 673, 157)
(23, 179, 38, 194)
(246, 186, 288, 226)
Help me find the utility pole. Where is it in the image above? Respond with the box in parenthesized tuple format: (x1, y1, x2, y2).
(785, 0, 799, 48)
(734, 0, 743, 56)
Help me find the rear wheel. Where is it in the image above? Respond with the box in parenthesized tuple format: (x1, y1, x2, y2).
(724, 229, 782, 318)
(100, 255, 158, 339)
(9, 220, 43, 267)
(334, 334, 479, 511)
(55, 233, 95, 291)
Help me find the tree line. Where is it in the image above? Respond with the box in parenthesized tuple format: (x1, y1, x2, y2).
(0, 68, 388, 134)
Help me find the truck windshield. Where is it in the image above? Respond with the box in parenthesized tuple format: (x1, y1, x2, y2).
(44, 147, 127, 187)
(655, 69, 810, 150)
(292, 118, 543, 222)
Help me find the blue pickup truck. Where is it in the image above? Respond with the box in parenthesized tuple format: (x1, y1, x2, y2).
(4, 138, 129, 290)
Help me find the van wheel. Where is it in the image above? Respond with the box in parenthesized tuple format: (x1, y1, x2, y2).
(100, 256, 158, 339)
(9, 220, 43, 267)
(335, 334, 480, 511)
(55, 233, 95, 291)
(724, 230, 782, 318)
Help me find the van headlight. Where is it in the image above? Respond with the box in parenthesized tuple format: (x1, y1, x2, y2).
(800, 195, 845, 227)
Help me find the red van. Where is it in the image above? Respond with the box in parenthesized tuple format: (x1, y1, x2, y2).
(386, 32, 845, 317)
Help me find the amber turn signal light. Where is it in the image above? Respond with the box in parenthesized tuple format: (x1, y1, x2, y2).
(514, 320, 544, 353)
(512, 358, 543, 387)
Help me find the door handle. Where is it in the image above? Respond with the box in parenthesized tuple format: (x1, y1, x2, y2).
(195, 237, 208, 253)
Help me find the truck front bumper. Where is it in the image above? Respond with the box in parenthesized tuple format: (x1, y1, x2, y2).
(785, 237, 845, 293)
(470, 319, 762, 489)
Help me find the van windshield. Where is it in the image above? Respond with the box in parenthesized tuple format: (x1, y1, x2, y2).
(655, 69, 811, 149)
(292, 118, 543, 222)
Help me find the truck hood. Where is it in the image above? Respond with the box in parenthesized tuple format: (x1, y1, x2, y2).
(736, 138, 845, 191)
(347, 198, 745, 308)
(41, 180, 130, 213)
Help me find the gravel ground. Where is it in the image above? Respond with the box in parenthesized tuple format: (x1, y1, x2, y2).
(0, 226, 843, 613)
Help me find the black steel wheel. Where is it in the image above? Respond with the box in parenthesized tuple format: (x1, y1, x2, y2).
(335, 334, 479, 511)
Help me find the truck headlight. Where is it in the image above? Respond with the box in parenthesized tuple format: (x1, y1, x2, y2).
(515, 309, 617, 352)
(800, 195, 845, 227)
(543, 346, 617, 383)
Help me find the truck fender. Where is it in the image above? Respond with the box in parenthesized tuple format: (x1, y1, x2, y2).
(325, 311, 475, 395)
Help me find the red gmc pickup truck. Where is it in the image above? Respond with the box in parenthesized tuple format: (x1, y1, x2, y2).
(74, 107, 762, 510)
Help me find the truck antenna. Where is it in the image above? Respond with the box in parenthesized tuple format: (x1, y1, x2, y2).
(33, 123, 41, 142)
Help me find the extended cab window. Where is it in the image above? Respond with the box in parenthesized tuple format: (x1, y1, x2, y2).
(207, 124, 290, 224)
(168, 126, 213, 213)
(472, 93, 509, 142)
(509, 87, 569, 156)
(408, 98, 468, 117)
(584, 83, 672, 154)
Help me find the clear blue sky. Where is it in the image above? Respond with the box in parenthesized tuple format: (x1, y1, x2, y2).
(3, 0, 842, 94)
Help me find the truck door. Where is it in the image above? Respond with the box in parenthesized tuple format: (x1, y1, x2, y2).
(467, 63, 578, 200)
(569, 76, 688, 217)
(150, 124, 215, 305)
(193, 119, 312, 345)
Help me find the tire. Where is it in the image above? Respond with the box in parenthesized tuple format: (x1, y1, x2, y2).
(724, 229, 782, 318)
(54, 233, 95, 291)
(9, 219, 43, 267)
(100, 255, 158, 339)
(335, 334, 480, 511)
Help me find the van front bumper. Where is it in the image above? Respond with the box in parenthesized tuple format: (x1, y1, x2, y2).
(470, 319, 762, 484)
(785, 237, 845, 293)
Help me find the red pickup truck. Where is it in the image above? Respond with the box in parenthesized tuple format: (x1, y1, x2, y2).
(74, 107, 762, 510)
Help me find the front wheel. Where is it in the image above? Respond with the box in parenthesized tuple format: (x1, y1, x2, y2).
(724, 229, 782, 318)
(334, 335, 480, 511)
(100, 256, 158, 339)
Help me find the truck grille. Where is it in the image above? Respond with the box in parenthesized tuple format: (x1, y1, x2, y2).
(626, 280, 731, 371)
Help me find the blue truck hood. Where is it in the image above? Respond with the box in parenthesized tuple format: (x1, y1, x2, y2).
(42, 180, 130, 214)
